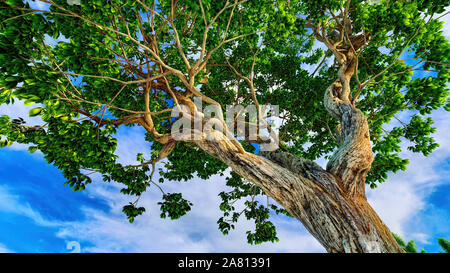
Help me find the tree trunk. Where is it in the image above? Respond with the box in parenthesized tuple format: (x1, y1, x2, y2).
(191, 77, 404, 253)
(194, 133, 402, 252)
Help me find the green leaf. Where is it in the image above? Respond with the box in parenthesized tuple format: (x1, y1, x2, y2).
(28, 146, 38, 153)
(23, 99, 35, 106)
(29, 107, 43, 117)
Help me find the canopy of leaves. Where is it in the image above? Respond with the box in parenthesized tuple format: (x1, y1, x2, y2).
(0, 0, 449, 244)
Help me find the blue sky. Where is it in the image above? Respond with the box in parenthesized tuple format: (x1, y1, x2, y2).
(0, 3, 449, 253)
(1, 106, 448, 253)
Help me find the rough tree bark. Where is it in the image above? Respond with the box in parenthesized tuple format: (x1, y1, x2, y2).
(188, 47, 405, 253)
(193, 101, 403, 252)
(145, 6, 403, 253)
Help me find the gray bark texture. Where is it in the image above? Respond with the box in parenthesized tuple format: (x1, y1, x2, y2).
(188, 23, 404, 252)
(192, 75, 404, 253)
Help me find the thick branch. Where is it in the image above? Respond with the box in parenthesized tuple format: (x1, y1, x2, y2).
(193, 131, 402, 253)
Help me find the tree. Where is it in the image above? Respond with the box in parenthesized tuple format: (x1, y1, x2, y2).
(0, 0, 448, 253)
(392, 233, 424, 253)
(392, 234, 450, 253)
(437, 238, 450, 253)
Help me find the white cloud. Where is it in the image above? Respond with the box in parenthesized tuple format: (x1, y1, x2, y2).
(410, 233, 431, 245)
(362, 3, 450, 242)
(367, 109, 450, 242)
(1, 100, 448, 253)
(0, 100, 45, 153)
(0, 185, 60, 227)
(54, 173, 324, 253)
(105, 126, 324, 252)
(301, 41, 331, 76)
(0, 121, 324, 252)
(441, 7, 450, 39)
(0, 243, 14, 253)
(0, 100, 44, 125)
(115, 126, 153, 165)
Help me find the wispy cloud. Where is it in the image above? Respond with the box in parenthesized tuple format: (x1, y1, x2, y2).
(0, 100, 448, 252)
(0, 185, 60, 227)
(54, 174, 325, 253)
(441, 7, 450, 39)
(0, 243, 14, 253)
(367, 109, 450, 243)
